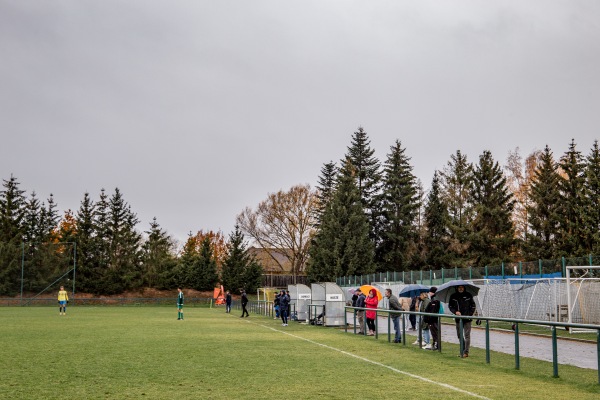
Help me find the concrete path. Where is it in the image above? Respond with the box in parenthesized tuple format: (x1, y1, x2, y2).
(347, 313, 598, 370)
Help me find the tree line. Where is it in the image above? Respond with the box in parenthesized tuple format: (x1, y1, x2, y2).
(306, 128, 600, 282)
(0, 180, 262, 296)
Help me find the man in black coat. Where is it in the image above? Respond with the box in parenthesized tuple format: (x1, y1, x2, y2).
(240, 290, 249, 317)
(448, 285, 476, 357)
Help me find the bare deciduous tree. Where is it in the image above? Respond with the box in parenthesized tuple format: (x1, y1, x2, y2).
(236, 184, 317, 282)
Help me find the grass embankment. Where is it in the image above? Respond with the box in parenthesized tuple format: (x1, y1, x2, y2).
(0, 307, 598, 399)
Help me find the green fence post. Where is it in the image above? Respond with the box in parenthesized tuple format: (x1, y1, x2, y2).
(590, 254, 593, 266)
(515, 322, 520, 370)
(502, 262, 505, 279)
(552, 326, 559, 378)
(519, 261, 523, 278)
(562, 257, 566, 277)
(539, 259, 543, 278)
(420, 270, 423, 283)
(485, 265, 488, 279)
(485, 320, 490, 364)
(442, 268, 445, 283)
(429, 269, 432, 285)
(469, 266, 472, 280)
(455, 266, 458, 279)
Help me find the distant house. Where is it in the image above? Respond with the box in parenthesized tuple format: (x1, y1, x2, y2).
(247, 247, 293, 274)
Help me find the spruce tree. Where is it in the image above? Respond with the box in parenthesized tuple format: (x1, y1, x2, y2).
(74, 192, 97, 293)
(0, 175, 26, 295)
(526, 146, 561, 259)
(424, 171, 452, 268)
(440, 150, 474, 267)
(584, 140, 600, 253)
(193, 236, 219, 291)
(469, 150, 515, 267)
(314, 161, 338, 226)
(142, 217, 176, 289)
(344, 127, 383, 250)
(557, 139, 587, 256)
(221, 225, 263, 294)
(306, 159, 375, 282)
(377, 140, 420, 271)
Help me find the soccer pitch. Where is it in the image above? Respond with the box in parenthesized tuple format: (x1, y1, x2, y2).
(1, 307, 598, 399)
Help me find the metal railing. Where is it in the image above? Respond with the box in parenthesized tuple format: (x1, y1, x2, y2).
(344, 306, 600, 384)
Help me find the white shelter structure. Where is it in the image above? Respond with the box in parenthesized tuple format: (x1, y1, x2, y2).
(310, 282, 345, 326)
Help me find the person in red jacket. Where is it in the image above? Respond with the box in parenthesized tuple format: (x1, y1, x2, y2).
(365, 289, 379, 336)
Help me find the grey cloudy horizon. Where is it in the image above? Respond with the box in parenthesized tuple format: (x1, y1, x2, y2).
(1, 1, 599, 245)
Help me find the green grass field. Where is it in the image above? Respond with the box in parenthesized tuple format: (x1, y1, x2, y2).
(1, 306, 598, 400)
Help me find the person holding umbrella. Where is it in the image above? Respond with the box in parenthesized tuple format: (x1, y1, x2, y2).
(365, 289, 379, 336)
(448, 285, 476, 357)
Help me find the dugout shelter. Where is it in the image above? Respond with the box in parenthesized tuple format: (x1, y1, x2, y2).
(309, 282, 345, 326)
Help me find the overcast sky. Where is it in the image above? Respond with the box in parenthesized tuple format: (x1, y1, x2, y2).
(1, 1, 599, 245)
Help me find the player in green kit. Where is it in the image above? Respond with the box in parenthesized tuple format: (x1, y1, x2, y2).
(177, 287, 184, 320)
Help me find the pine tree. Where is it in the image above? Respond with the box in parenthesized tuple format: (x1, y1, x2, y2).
(377, 140, 420, 271)
(221, 225, 263, 294)
(557, 139, 587, 256)
(0, 175, 26, 295)
(142, 217, 176, 289)
(344, 127, 383, 250)
(469, 150, 515, 267)
(584, 140, 600, 253)
(424, 171, 452, 268)
(526, 146, 561, 259)
(314, 161, 338, 226)
(190, 236, 219, 291)
(440, 150, 474, 266)
(306, 159, 375, 282)
(74, 192, 97, 293)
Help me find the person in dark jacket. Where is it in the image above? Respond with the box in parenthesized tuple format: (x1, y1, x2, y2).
(355, 289, 366, 334)
(273, 292, 281, 319)
(408, 295, 417, 330)
(279, 290, 290, 326)
(448, 285, 476, 357)
(240, 290, 249, 317)
(225, 290, 232, 313)
(424, 287, 440, 350)
(385, 289, 403, 343)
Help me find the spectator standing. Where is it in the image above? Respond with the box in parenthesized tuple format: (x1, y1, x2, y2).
(240, 290, 249, 317)
(273, 292, 281, 319)
(423, 287, 440, 350)
(415, 291, 431, 348)
(408, 295, 418, 330)
(355, 289, 366, 334)
(385, 289, 402, 343)
(279, 290, 290, 326)
(365, 289, 379, 336)
(448, 285, 476, 357)
(225, 290, 232, 313)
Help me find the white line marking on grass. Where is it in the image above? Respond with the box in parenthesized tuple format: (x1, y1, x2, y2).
(257, 323, 491, 400)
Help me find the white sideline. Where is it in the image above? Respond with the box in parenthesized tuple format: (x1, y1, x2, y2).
(253, 321, 491, 400)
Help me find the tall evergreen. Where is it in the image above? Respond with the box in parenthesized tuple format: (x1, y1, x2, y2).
(469, 150, 515, 267)
(0, 175, 26, 295)
(221, 225, 262, 294)
(142, 217, 176, 289)
(74, 192, 97, 293)
(377, 140, 420, 271)
(584, 141, 600, 253)
(104, 188, 142, 294)
(557, 139, 587, 256)
(306, 159, 375, 282)
(526, 146, 561, 259)
(424, 171, 452, 268)
(440, 150, 474, 267)
(314, 161, 338, 226)
(344, 127, 383, 250)
(188, 236, 219, 291)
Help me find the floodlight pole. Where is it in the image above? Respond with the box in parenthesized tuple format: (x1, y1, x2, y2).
(72, 242, 77, 297)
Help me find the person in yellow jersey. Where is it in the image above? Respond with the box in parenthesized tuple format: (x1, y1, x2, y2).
(58, 285, 69, 315)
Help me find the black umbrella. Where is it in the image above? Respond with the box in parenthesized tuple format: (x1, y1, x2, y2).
(434, 279, 480, 303)
(398, 284, 430, 298)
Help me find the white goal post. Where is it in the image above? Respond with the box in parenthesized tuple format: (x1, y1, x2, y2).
(566, 265, 600, 332)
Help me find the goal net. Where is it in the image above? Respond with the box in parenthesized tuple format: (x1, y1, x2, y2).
(566, 266, 600, 332)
